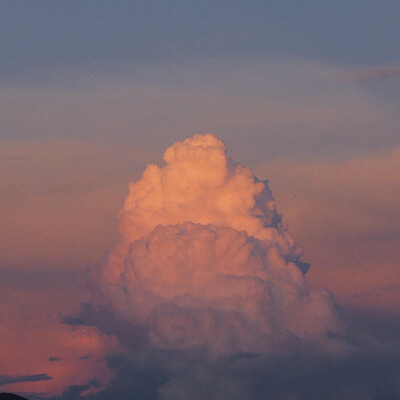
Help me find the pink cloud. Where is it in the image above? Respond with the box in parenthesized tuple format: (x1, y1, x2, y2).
(86, 134, 346, 356)
(343, 66, 400, 82)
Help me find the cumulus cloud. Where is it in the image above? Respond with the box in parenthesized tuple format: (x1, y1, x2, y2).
(57, 133, 400, 400)
(85, 133, 344, 355)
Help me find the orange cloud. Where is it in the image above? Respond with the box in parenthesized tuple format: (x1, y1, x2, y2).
(85, 134, 347, 357)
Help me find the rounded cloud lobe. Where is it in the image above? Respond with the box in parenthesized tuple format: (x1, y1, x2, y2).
(87, 133, 344, 354)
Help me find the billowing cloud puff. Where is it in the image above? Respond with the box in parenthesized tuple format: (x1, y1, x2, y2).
(86, 134, 345, 355)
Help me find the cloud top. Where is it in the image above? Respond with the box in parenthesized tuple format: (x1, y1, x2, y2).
(119, 133, 283, 242)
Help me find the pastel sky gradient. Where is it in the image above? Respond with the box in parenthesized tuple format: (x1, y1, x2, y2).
(1, 1, 399, 399)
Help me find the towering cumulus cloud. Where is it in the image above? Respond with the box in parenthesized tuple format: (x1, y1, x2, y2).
(86, 133, 344, 357)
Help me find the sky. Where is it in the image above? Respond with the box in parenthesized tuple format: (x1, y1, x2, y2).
(0, 1, 399, 399)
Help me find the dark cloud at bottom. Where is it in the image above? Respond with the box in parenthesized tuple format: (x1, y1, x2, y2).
(40, 345, 400, 400)
(50, 302, 400, 399)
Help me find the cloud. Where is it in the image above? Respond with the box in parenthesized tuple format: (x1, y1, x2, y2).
(2, 57, 398, 273)
(350, 282, 400, 300)
(0, 374, 52, 386)
(0, 282, 116, 397)
(57, 134, 396, 399)
(344, 66, 400, 83)
(84, 134, 344, 354)
(2, 58, 399, 398)
(254, 146, 400, 313)
(48, 349, 400, 400)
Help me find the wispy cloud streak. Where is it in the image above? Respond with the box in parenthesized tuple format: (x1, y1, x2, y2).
(344, 66, 400, 82)
(0, 374, 52, 386)
(349, 283, 400, 299)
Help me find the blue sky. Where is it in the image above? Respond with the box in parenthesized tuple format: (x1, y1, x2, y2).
(1, 0, 399, 74)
